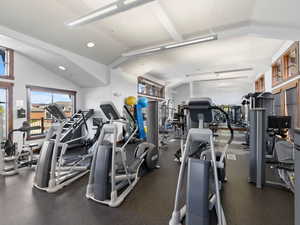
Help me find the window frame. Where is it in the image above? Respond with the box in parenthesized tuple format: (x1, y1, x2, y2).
(0, 81, 13, 138)
(272, 79, 300, 137)
(26, 85, 77, 140)
(0, 47, 14, 80)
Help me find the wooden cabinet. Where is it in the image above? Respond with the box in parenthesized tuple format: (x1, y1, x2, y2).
(272, 58, 284, 86)
(272, 42, 300, 87)
(137, 76, 165, 100)
(283, 42, 299, 79)
(255, 74, 265, 92)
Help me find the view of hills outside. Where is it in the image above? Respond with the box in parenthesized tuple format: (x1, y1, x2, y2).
(30, 91, 73, 135)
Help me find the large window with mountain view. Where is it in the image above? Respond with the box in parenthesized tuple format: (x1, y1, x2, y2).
(26, 86, 76, 139)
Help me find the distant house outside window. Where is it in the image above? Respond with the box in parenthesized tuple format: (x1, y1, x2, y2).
(26, 86, 76, 139)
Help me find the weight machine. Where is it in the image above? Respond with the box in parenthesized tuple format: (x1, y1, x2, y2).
(0, 121, 40, 176)
(249, 110, 295, 191)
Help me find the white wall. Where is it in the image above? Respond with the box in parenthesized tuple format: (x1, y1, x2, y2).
(0, 52, 81, 141)
(81, 68, 137, 114)
(264, 69, 272, 92)
(173, 41, 299, 105)
(200, 89, 249, 105)
(173, 81, 250, 105)
(173, 83, 190, 105)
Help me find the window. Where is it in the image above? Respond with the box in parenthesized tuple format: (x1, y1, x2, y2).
(26, 86, 76, 138)
(273, 92, 282, 116)
(255, 74, 265, 92)
(0, 47, 14, 80)
(273, 80, 300, 140)
(286, 87, 297, 138)
(283, 42, 299, 79)
(272, 58, 283, 86)
(0, 82, 13, 139)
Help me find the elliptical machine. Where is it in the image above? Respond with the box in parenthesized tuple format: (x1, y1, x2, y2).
(86, 102, 159, 207)
(34, 104, 95, 192)
(169, 98, 233, 225)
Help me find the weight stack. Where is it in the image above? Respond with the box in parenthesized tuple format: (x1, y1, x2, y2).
(248, 108, 266, 188)
(146, 100, 159, 151)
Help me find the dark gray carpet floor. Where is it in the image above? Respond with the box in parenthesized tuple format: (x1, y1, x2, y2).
(0, 139, 294, 225)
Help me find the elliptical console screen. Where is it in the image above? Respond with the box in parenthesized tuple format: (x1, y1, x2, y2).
(100, 104, 120, 120)
(268, 116, 291, 129)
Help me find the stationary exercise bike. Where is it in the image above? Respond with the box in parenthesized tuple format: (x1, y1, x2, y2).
(169, 98, 233, 225)
(0, 121, 40, 176)
(86, 102, 159, 207)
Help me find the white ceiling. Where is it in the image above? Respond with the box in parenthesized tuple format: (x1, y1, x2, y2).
(0, 0, 299, 88)
(0, 27, 109, 88)
(120, 36, 284, 82)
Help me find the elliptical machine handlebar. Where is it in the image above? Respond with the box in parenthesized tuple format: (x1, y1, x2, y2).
(183, 103, 234, 145)
(10, 122, 41, 135)
(210, 106, 234, 145)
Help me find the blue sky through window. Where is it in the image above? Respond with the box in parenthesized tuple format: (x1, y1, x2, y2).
(31, 91, 51, 104)
(31, 91, 72, 104)
(53, 93, 71, 103)
(0, 50, 5, 75)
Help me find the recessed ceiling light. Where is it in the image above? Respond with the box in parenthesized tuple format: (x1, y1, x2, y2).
(58, 66, 67, 71)
(87, 42, 96, 48)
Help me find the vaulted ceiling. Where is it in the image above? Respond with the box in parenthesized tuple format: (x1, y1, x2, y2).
(0, 0, 299, 87)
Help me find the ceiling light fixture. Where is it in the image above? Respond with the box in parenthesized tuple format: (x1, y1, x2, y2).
(214, 67, 253, 74)
(123, 0, 138, 5)
(58, 66, 67, 71)
(122, 34, 218, 57)
(186, 67, 253, 77)
(194, 75, 249, 82)
(123, 47, 162, 57)
(66, 0, 155, 27)
(165, 35, 217, 49)
(87, 42, 96, 48)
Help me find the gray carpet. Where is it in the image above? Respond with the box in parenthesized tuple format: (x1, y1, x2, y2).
(0, 138, 294, 225)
